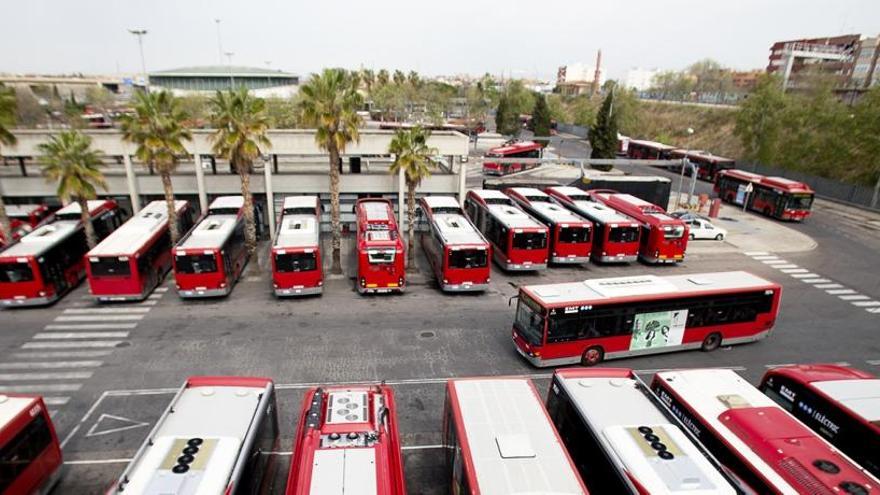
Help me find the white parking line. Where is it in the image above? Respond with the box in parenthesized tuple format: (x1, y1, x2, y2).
(44, 323, 138, 330)
(139, 300, 158, 306)
(751, 255, 778, 260)
(63, 307, 151, 314)
(775, 264, 800, 269)
(853, 301, 880, 307)
(790, 273, 819, 279)
(54, 315, 144, 322)
(781, 268, 809, 274)
(147, 293, 163, 300)
(0, 371, 92, 380)
(815, 284, 844, 289)
(64, 458, 133, 466)
(0, 384, 82, 393)
(11, 350, 114, 359)
(762, 260, 788, 265)
(744, 251, 769, 256)
(827, 289, 857, 295)
(801, 278, 831, 284)
(154, 287, 168, 293)
(22, 341, 124, 349)
(43, 397, 71, 406)
(33, 332, 130, 340)
(839, 295, 870, 301)
(0, 361, 102, 369)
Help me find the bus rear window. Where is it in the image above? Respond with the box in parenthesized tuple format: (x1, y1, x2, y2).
(448, 249, 487, 269)
(175, 254, 217, 274)
(609, 226, 639, 243)
(275, 252, 317, 272)
(89, 257, 131, 278)
(0, 262, 34, 283)
(367, 249, 395, 264)
(558, 226, 591, 244)
(664, 225, 685, 239)
(512, 232, 547, 250)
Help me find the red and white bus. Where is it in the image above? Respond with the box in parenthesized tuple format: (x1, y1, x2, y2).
(626, 140, 676, 160)
(86, 200, 194, 302)
(0, 200, 125, 307)
(669, 150, 735, 182)
(512, 271, 782, 367)
(271, 196, 323, 297)
(760, 364, 880, 478)
(108, 376, 279, 494)
(0, 204, 53, 246)
(592, 192, 688, 264)
(715, 170, 814, 221)
(419, 196, 491, 292)
(356, 198, 406, 294)
(652, 368, 880, 494)
(285, 384, 406, 495)
(0, 394, 63, 494)
(505, 187, 593, 264)
(444, 377, 589, 495)
(172, 196, 248, 298)
(546, 368, 736, 494)
(482, 140, 543, 176)
(464, 189, 549, 271)
(545, 186, 641, 263)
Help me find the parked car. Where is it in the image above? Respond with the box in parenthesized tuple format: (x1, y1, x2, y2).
(683, 217, 727, 240)
(669, 211, 707, 222)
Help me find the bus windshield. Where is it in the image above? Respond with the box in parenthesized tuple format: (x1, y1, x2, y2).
(89, 257, 131, 278)
(559, 226, 590, 244)
(448, 249, 487, 269)
(786, 194, 814, 210)
(275, 252, 317, 272)
(609, 226, 639, 243)
(175, 254, 217, 274)
(0, 262, 34, 283)
(512, 232, 547, 250)
(515, 296, 545, 346)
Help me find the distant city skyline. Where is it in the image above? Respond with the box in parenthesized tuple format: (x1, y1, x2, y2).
(1, 0, 877, 81)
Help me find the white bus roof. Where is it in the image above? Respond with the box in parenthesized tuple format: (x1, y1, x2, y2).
(4, 204, 43, 218)
(486, 204, 545, 230)
(548, 187, 638, 225)
(432, 213, 487, 246)
(55, 199, 110, 217)
(116, 379, 269, 494)
(422, 195, 462, 211)
(282, 195, 318, 210)
(555, 372, 734, 495)
(0, 395, 38, 427)
(470, 189, 513, 203)
(524, 271, 775, 306)
(176, 214, 239, 250)
(812, 379, 880, 424)
(274, 215, 320, 249)
(87, 201, 186, 257)
(208, 196, 244, 211)
(451, 378, 587, 495)
(362, 200, 392, 222)
(0, 220, 80, 258)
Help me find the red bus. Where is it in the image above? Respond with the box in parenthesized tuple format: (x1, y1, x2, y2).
(464, 189, 549, 271)
(418, 196, 491, 292)
(512, 271, 782, 367)
(285, 384, 406, 495)
(715, 170, 814, 221)
(108, 376, 279, 494)
(592, 192, 688, 264)
(356, 198, 405, 294)
(652, 368, 880, 494)
(668, 149, 736, 182)
(546, 368, 736, 494)
(626, 140, 676, 160)
(0, 204, 53, 246)
(0, 394, 63, 494)
(172, 196, 248, 298)
(271, 196, 323, 297)
(86, 200, 194, 302)
(444, 377, 589, 494)
(505, 187, 593, 264)
(545, 186, 641, 263)
(0, 200, 125, 307)
(760, 364, 880, 478)
(482, 140, 543, 176)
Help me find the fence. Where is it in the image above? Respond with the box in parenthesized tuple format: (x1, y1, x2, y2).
(740, 161, 879, 211)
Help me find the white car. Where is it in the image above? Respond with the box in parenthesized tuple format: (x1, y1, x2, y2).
(685, 218, 727, 241)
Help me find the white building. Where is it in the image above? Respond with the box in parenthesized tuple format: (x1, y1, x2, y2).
(558, 62, 605, 86)
(623, 68, 661, 91)
(148, 66, 299, 98)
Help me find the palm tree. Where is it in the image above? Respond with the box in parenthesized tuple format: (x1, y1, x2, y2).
(393, 70, 406, 86)
(407, 70, 421, 88)
(297, 69, 363, 274)
(39, 131, 107, 249)
(377, 69, 390, 87)
(120, 90, 192, 244)
(388, 126, 437, 270)
(209, 87, 271, 257)
(0, 84, 17, 243)
(360, 68, 375, 96)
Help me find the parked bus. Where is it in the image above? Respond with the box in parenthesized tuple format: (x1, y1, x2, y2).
(652, 368, 880, 495)
(505, 187, 593, 264)
(512, 271, 782, 367)
(0, 394, 63, 494)
(669, 150, 736, 182)
(108, 376, 279, 494)
(482, 140, 543, 176)
(464, 189, 549, 271)
(760, 363, 880, 477)
(545, 186, 641, 263)
(0, 200, 124, 307)
(172, 196, 247, 298)
(592, 192, 688, 264)
(271, 196, 323, 297)
(546, 368, 736, 494)
(356, 198, 405, 294)
(419, 196, 491, 292)
(0, 204, 53, 246)
(715, 170, 814, 221)
(443, 377, 589, 495)
(86, 200, 194, 302)
(285, 384, 406, 495)
(626, 140, 676, 160)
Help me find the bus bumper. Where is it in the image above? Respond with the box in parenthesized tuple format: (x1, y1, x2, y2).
(275, 286, 322, 297)
(514, 345, 581, 368)
(93, 291, 149, 303)
(640, 254, 684, 264)
(1, 294, 59, 308)
(177, 287, 231, 298)
(551, 255, 590, 264)
(500, 262, 547, 271)
(595, 254, 638, 263)
(442, 282, 489, 292)
(358, 284, 404, 294)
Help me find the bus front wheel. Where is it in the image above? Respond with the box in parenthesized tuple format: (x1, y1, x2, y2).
(701, 333, 722, 352)
(581, 346, 604, 366)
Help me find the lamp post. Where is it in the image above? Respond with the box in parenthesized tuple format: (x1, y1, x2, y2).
(214, 19, 224, 65)
(675, 127, 695, 208)
(225, 52, 235, 88)
(128, 29, 149, 93)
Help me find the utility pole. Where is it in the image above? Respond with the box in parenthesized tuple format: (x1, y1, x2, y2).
(214, 19, 224, 65)
(592, 49, 602, 96)
(128, 29, 149, 93)
(225, 52, 235, 88)
(675, 127, 695, 208)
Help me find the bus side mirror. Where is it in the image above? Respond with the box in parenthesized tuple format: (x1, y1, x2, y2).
(508, 295, 518, 307)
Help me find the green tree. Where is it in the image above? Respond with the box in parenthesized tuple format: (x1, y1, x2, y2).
(850, 86, 880, 203)
(377, 69, 390, 86)
(0, 84, 18, 243)
(388, 126, 437, 270)
(209, 88, 272, 257)
(264, 96, 302, 128)
(531, 94, 552, 146)
(297, 68, 364, 274)
(735, 74, 787, 165)
(589, 90, 619, 159)
(39, 131, 107, 248)
(570, 95, 597, 128)
(503, 80, 536, 117)
(120, 90, 193, 244)
(495, 94, 518, 136)
(393, 70, 406, 86)
(360, 68, 375, 96)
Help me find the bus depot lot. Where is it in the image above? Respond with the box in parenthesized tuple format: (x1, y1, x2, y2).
(3, 247, 880, 493)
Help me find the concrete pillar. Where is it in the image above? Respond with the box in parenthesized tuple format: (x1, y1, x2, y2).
(122, 154, 141, 214)
(264, 158, 276, 241)
(458, 160, 467, 206)
(192, 154, 208, 213)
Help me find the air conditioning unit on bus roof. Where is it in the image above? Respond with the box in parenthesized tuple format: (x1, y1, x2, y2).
(584, 275, 677, 298)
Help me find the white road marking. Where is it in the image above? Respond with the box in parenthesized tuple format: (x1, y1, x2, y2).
(827, 289, 857, 295)
(54, 315, 144, 322)
(64, 458, 132, 465)
(22, 341, 124, 349)
(751, 255, 778, 260)
(0, 384, 82, 392)
(44, 323, 138, 330)
(139, 300, 158, 306)
(853, 301, 880, 307)
(34, 332, 130, 340)
(867, 307, 880, 314)
(63, 307, 151, 314)
(154, 287, 168, 293)
(790, 273, 819, 279)
(43, 397, 71, 406)
(867, 360, 880, 365)
(401, 444, 444, 451)
(839, 295, 870, 301)
(762, 260, 788, 265)
(11, 350, 114, 359)
(744, 251, 769, 256)
(0, 371, 93, 380)
(0, 361, 102, 369)
(815, 284, 844, 289)
(775, 264, 800, 269)
(147, 293, 163, 300)
(86, 413, 150, 437)
(781, 268, 809, 274)
(801, 278, 831, 284)
(764, 363, 795, 368)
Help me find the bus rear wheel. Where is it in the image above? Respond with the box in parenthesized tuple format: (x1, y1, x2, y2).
(581, 346, 604, 366)
(701, 333, 722, 352)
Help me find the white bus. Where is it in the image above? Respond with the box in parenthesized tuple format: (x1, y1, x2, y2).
(419, 196, 491, 292)
(271, 196, 323, 297)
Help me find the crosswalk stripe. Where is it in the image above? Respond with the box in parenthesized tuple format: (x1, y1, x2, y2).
(867, 360, 880, 365)
(801, 278, 831, 284)
(839, 295, 870, 301)
(0, 384, 82, 393)
(790, 273, 819, 279)
(0, 371, 93, 381)
(147, 294, 163, 300)
(34, 332, 129, 340)
(22, 341, 124, 349)
(139, 300, 158, 306)
(815, 284, 844, 289)
(774, 264, 799, 269)
(63, 307, 151, 314)
(45, 324, 138, 330)
(852, 301, 880, 307)
(827, 289, 856, 295)
(10, 350, 113, 359)
(867, 307, 880, 314)
(54, 315, 144, 322)
(751, 256, 778, 260)
(0, 361, 102, 369)
(744, 251, 769, 256)
(43, 397, 71, 406)
(154, 287, 169, 293)
(781, 268, 809, 274)
(762, 260, 788, 265)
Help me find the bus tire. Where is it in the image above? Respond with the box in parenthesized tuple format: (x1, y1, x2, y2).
(701, 333, 722, 352)
(581, 346, 604, 367)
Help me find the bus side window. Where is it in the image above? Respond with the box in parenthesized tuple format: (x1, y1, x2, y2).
(238, 394, 279, 493)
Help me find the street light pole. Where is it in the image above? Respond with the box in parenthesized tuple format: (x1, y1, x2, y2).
(675, 127, 694, 208)
(128, 29, 149, 93)
(225, 52, 235, 89)
(214, 19, 224, 65)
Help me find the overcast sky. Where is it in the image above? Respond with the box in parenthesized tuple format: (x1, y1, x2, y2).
(1, 0, 877, 80)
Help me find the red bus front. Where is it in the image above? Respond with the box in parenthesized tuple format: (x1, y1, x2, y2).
(173, 248, 232, 298)
(441, 245, 491, 291)
(593, 224, 640, 263)
(0, 396, 63, 494)
(639, 222, 688, 264)
(497, 228, 548, 271)
(482, 154, 506, 175)
(550, 223, 591, 264)
(358, 244, 405, 293)
(272, 247, 323, 296)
